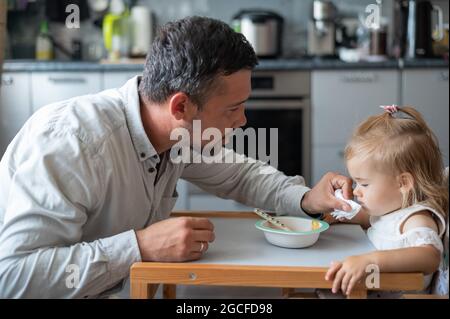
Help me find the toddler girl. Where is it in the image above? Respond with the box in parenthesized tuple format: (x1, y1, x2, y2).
(325, 105, 448, 297)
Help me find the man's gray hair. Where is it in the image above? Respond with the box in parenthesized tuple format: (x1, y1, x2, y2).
(139, 16, 258, 108)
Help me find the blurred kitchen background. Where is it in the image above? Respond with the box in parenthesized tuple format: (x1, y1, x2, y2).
(2, 0, 449, 60)
(1, 0, 449, 214)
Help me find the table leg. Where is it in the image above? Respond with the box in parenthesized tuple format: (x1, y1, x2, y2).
(347, 287, 368, 299)
(130, 281, 159, 299)
(163, 284, 177, 299)
(282, 288, 296, 298)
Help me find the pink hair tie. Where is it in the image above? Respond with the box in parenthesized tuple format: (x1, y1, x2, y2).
(380, 104, 399, 114)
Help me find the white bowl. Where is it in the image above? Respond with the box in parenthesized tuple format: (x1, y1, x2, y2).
(255, 216, 329, 248)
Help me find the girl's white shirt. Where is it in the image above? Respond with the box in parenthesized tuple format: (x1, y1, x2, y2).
(367, 204, 446, 288)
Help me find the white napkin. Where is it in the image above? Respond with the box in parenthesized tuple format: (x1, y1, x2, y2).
(330, 189, 361, 220)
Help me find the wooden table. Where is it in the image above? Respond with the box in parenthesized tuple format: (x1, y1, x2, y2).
(130, 212, 423, 299)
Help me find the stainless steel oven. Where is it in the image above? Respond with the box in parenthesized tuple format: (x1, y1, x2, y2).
(233, 71, 311, 183)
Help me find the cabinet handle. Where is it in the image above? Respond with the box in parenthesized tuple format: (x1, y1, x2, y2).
(338, 151, 345, 158)
(1, 77, 14, 86)
(439, 71, 449, 82)
(48, 77, 87, 84)
(341, 73, 379, 83)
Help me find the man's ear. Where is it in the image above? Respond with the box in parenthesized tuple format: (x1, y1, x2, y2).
(397, 172, 415, 193)
(168, 92, 197, 121)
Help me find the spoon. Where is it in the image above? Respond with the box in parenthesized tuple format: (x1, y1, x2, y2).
(254, 208, 292, 232)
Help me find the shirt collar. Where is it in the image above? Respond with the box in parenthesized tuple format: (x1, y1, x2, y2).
(120, 76, 160, 164)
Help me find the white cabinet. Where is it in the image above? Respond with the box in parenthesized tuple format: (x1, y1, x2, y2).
(312, 144, 347, 183)
(31, 72, 102, 113)
(0, 72, 32, 156)
(103, 71, 140, 90)
(311, 70, 400, 183)
(187, 194, 253, 211)
(402, 69, 449, 166)
(187, 194, 239, 211)
(184, 182, 253, 211)
(312, 70, 400, 146)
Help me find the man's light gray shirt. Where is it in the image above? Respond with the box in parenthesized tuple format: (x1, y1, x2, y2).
(0, 76, 310, 298)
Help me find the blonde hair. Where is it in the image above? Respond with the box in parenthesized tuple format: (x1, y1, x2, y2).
(345, 106, 448, 217)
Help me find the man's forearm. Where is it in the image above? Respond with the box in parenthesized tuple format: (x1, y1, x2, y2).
(183, 153, 311, 216)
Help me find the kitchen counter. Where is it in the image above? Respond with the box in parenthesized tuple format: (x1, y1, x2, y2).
(2, 58, 448, 72)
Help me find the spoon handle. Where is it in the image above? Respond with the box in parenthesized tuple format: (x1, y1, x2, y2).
(254, 209, 292, 231)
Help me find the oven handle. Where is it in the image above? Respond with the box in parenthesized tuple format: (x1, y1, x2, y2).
(245, 99, 308, 110)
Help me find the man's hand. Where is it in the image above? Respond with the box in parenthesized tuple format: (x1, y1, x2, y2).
(301, 172, 353, 215)
(135, 217, 215, 262)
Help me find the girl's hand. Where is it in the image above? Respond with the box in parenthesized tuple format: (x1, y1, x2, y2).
(325, 255, 375, 295)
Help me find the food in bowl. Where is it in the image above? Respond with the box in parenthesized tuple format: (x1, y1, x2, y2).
(255, 216, 329, 248)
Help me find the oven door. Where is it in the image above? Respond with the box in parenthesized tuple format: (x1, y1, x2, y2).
(232, 98, 311, 183)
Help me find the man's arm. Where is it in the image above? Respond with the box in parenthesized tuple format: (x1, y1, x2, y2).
(182, 148, 310, 216)
(181, 149, 352, 217)
(0, 130, 141, 298)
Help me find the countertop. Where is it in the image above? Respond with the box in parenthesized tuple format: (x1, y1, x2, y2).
(2, 57, 448, 72)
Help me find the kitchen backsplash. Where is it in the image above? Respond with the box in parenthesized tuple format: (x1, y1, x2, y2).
(140, 0, 388, 57)
(5, 0, 449, 60)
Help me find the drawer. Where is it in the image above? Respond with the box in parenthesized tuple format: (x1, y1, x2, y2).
(0, 72, 32, 155)
(103, 71, 140, 90)
(31, 72, 102, 112)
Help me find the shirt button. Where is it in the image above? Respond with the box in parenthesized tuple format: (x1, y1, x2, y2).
(140, 152, 146, 158)
(148, 167, 155, 173)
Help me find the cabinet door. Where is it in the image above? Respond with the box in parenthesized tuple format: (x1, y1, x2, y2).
(312, 70, 400, 146)
(402, 69, 449, 166)
(31, 72, 102, 113)
(103, 71, 140, 90)
(0, 72, 32, 156)
(312, 145, 347, 184)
